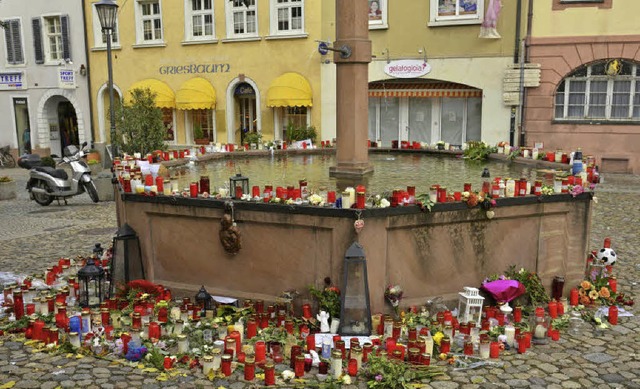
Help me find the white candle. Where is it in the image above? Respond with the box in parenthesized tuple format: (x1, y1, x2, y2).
(504, 324, 515, 347)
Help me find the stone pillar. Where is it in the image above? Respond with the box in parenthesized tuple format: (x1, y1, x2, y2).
(329, 0, 374, 179)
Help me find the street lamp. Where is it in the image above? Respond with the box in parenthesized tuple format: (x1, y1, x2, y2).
(95, 0, 119, 159)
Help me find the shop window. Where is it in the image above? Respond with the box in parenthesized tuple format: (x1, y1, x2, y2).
(192, 109, 214, 142)
(3, 19, 24, 65)
(162, 108, 174, 141)
(429, 0, 484, 26)
(225, 0, 258, 39)
(270, 0, 304, 36)
(135, 0, 163, 45)
(92, 4, 120, 49)
(368, 0, 388, 30)
(185, 0, 215, 41)
(555, 60, 640, 122)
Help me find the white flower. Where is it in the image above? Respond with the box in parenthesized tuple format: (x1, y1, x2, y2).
(309, 194, 324, 205)
(379, 198, 390, 208)
(282, 370, 295, 381)
(341, 375, 352, 385)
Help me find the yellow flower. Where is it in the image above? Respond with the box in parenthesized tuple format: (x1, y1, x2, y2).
(581, 281, 592, 290)
(599, 287, 610, 298)
(433, 331, 444, 346)
(589, 290, 600, 301)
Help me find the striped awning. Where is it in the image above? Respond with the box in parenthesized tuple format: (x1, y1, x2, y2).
(368, 82, 482, 98)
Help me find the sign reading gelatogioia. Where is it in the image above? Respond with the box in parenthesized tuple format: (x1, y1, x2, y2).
(159, 63, 231, 75)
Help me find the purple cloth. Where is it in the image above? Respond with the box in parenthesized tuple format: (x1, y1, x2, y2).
(481, 279, 526, 303)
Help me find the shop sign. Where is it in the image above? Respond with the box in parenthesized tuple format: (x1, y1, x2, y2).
(384, 60, 431, 79)
(159, 63, 231, 75)
(0, 71, 26, 90)
(234, 84, 255, 96)
(58, 69, 76, 89)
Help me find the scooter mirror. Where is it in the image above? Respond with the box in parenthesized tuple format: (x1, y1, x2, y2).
(82, 141, 88, 148)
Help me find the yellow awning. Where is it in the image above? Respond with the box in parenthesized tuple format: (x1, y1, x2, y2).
(127, 79, 175, 109)
(266, 72, 313, 107)
(175, 77, 216, 110)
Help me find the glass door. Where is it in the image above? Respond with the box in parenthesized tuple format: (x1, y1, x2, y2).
(13, 98, 30, 154)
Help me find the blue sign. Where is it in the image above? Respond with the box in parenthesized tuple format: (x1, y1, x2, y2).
(318, 42, 329, 55)
(0, 72, 24, 90)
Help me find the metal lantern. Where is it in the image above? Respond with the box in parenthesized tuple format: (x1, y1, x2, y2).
(229, 173, 249, 199)
(110, 223, 145, 297)
(338, 242, 372, 336)
(457, 287, 485, 324)
(77, 259, 106, 308)
(95, 0, 119, 31)
(93, 243, 104, 259)
(195, 286, 213, 312)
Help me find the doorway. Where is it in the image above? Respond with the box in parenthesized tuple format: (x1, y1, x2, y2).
(13, 98, 30, 154)
(234, 82, 256, 144)
(58, 101, 78, 152)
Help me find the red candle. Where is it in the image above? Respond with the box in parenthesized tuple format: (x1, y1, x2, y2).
(148, 322, 161, 340)
(385, 338, 396, 356)
(306, 334, 316, 352)
(356, 192, 366, 209)
(33, 319, 45, 342)
(608, 305, 618, 325)
(294, 355, 305, 377)
(163, 356, 173, 370)
(235, 185, 243, 199)
(145, 174, 153, 186)
(255, 341, 266, 364)
(608, 277, 617, 293)
(264, 362, 276, 386)
(190, 182, 198, 198)
(244, 358, 256, 380)
(482, 181, 491, 194)
(570, 288, 579, 306)
(247, 319, 257, 339)
(327, 191, 336, 204)
(12, 291, 24, 320)
(548, 300, 558, 319)
(26, 303, 35, 316)
(513, 306, 522, 323)
(221, 354, 232, 376)
(517, 334, 526, 354)
(463, 183, 472, 192)
(463, 340, 474, 355)
(421, 353, 431, 366)
(252, 186, 260, 198)
(290, 345, 302, 368)
(230, 330, 242, 355)
(440, 337, 451, 354)
(347, 358, 357, 376)
(551, 329, 560, 341)
(490, 341, 500, 358)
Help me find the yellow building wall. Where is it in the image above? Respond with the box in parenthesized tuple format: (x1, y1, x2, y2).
(533, 1, 639, 37)
(86, 0, 323, 146)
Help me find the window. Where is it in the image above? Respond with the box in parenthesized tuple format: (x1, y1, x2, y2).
(270, 0, 304, 36)
(162, 108, 175, 141)
(92, 3, 120, 49)
(367, 0, 388, 30)
(3, 19, 24, 65)
(135, 0, 163, 44)
(44, 16, 63, 62)
(225, 0, 258, 39)
(192, 109, 214, 142)
(429, 0, 484, 26)
(185, 0, 215, 41)
(555, 60, 640, 121)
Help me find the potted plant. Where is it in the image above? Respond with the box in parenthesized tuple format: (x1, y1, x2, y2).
(86, 149, 101, 164)
(193, 124, 208, 145)
(0, 176, 16, 201)
(243, 131, 263, 150)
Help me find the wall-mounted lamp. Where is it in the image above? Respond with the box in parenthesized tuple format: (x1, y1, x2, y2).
(79, 64, 87, 77)
(418, 47, 427, 63)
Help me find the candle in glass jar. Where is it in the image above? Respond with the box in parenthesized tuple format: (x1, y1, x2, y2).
(202, 355, 214, 376)
(244, 355, 256, 380)
(177, 334, 189, 354)
(331, 350, 343, 379)
(221, 354, 232, 376)
(264, 361, 276, 385)
(570, 288, 579, 306)
(608, 305, 618, 325)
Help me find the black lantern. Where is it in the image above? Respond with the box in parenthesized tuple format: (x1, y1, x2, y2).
(93, 243, 104, 259)
(77, 259, 106, 308)
(229, 173, 249, 199)
(338, 242, 372, 336)
(195, 285, 213, 312)
(110, 223, 145, 297)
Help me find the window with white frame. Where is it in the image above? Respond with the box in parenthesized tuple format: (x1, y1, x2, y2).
(555, 59, 640, 121)
(185, 0, 215, 41)
(92, 4, 119, 48)
(368, 0, 388, 29)
(270, 0, 304, 36)
(429, 0, 484, 26)
(3, 18, 24, 65)
(225, 0, 257, 39)
(44, 16, 63, 62)
(135, 0, 163, 44)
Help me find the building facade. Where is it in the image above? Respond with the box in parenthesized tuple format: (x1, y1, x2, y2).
(526, 0, 640, 173)
(0, 0, 92, 159)
(84, 0, 524, 152)
(85, 0, 323, 150)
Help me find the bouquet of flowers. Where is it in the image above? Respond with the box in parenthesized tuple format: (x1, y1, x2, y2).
(384, 284, 404, 316)
(309, 277, 341, 319)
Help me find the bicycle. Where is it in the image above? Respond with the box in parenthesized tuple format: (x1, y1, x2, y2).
(0, 145, 16, 168)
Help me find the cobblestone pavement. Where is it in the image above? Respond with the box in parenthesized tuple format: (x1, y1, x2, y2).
(0, 167, 639, 388)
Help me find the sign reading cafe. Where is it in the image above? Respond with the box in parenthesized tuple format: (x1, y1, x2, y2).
(159, 63, 231, 75)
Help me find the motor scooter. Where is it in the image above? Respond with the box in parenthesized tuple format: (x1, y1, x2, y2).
(18, 142, 99, 206)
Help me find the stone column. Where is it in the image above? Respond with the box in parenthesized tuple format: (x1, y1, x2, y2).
(329, 0, 374, 179)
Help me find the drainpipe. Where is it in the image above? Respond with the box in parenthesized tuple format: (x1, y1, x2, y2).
(510, 0, 523, 146)
(81, 0, 96, 148)
(518, 0, 534, 147)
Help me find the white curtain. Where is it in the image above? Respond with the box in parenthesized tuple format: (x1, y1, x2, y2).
(466, 97, 482, 142)
(379, 97, 399, 147)
(408, 98, 432, 144)
(588, 80, 607, 118)
(441, 98, 464, 146)
(611, 80, 631, 118)
(567, 81, 586, 118)
(368, 98, 378, 143)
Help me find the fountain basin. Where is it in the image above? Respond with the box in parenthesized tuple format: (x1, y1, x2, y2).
(115, 185, 592, 313)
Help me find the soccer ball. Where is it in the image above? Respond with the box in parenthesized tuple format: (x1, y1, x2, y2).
(596, 247, 617, 266)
